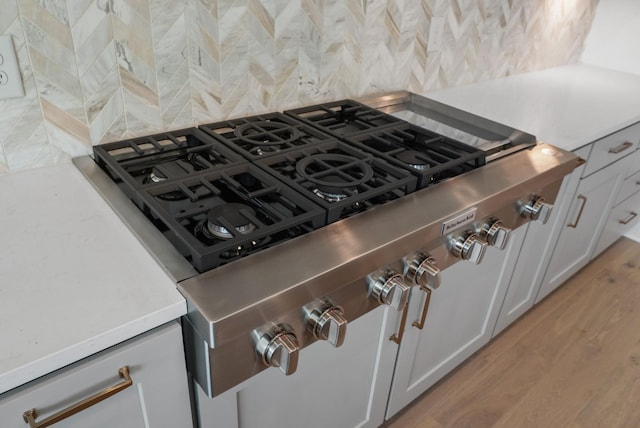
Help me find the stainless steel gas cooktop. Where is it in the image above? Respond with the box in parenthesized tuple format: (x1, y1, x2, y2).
(74, 91, 580, 397)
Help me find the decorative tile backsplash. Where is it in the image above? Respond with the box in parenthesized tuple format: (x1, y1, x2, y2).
(0, 0, 598, 174)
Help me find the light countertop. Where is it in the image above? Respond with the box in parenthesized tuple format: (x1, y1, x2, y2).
(426, 63, 640, 152)
(0, 163, 186, 395)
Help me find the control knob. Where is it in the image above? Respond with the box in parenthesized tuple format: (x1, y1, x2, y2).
(253, 323, 299, 375)
(450, 232, 487, 265)
(520, 196, 553, 224)
(367, 268, 411, 310)
(304, 300, 347, 348)
(403, 251, 441, 290)
(480, 219, 511, 250)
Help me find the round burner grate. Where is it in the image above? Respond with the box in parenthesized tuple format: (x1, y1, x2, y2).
(234, 121, 301, 149)
(296, 153, 373, 201)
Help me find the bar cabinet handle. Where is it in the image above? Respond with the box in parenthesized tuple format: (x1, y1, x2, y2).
(567, 195, 587, 228)
(390, 303, 410, 344)
(23, 366, 133, 428)
(608, 141, 633, 154)
(412, 287, 433, 330)
(619, 211, 638, 225)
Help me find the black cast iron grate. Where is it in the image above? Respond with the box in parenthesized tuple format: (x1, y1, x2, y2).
(284, 99, 405, 137)
(136, 164, 326, 272)
(199, 113, 335, 160)
(348, 124, 487, 188)
(93, 128, 246, 207)
(255, 141, 418, 224)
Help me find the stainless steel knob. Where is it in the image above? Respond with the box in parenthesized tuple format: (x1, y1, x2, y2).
(450, 232, 487, 265)
(304, 300, 347, 348)
(367, 268, 411, 311)
(521, 197, 553, 224)
(480, 219, 511, 250)
(253, 323, 299, 375)
(403, 251, 441, 290)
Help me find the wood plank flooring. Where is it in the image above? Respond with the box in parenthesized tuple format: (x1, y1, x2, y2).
(385, 237, 640, 428)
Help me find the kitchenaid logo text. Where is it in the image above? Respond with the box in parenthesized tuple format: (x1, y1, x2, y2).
(441, 208, 477, 235)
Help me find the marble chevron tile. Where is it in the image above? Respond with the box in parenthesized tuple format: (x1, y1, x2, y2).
(408, 2, 429, 92)
(18, 0, 91, 160)
(150, 0, 192, 128)
(247, 0, 301, 112)
(69, 1, 123, 145)
(218, 0, 249, 119)
(298, 0, 322, 103)
(111, 0, 163, 135)
(2, 75, 53, 170)
(0, 2, 53, 171)
(187, 0, 223, 122)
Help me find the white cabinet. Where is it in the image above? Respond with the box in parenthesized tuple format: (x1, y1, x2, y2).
(492, 152, 586, 335)
(0, 322, 193, 428)
(536, 125, 640, 302)
(195, 304, 398, 428)
(385, 227, 526, 419)
(536, 163, 623, 302)
(594, 149, 640, 255)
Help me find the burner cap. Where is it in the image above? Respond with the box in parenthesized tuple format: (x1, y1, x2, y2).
(296, 153, 374, 202)
(234, 121, 301, 149)
(149, 166, 168, 183)
(312, 175, 354, 202)
(396, 150, 430, 171)
(206, 203, 257, 239)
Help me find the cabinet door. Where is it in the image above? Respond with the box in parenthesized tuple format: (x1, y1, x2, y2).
(493, 164, 584, 336)
(386, 228, 526, 419)
(536, 164, 624, 303)
(0, 322, 193, 428)
(196, 304, 399, 428)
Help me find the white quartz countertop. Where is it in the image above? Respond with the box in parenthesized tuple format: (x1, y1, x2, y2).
(425, 63, 640, 152)
(0, 163, 186, 395)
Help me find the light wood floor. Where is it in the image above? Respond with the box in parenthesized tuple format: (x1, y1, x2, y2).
(386, 237, 640, 428)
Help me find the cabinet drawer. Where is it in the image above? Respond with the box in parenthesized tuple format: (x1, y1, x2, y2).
(582, 122, 640, 177)
(616, 169, 640, 205)
(594, 192, 640, 257)
(0, 322, 192, 428)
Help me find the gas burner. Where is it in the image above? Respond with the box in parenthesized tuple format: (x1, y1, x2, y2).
(311, 175, 360, 203)
(234, 121, 301, 149)
(205, 203, 257, 239)
(396, 150, 430, 171)
(295, 154, 374, 201)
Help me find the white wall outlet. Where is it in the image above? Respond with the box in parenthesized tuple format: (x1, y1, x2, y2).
(427, 17, 445, 52)
(0, 35, 25, 99)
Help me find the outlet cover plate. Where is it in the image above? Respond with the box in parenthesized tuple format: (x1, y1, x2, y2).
(0, 35, 25, 99)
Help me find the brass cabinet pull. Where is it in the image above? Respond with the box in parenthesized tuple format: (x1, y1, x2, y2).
(390, 303, 410, 344)
(23, 366, 133, 428)
(411, 287, 432, 330)
(619, 211, 638, 225)
(608, 141, 634, 154)
(567, 194, 588, 228)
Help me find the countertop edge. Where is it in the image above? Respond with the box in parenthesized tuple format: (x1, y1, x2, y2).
(0, 299, 186, 395)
